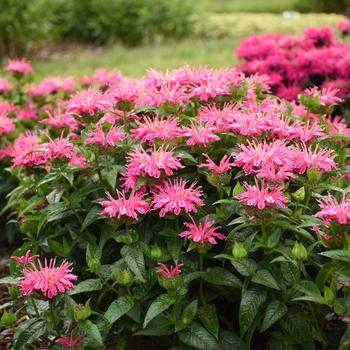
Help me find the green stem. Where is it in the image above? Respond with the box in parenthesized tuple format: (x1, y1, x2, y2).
(199, 253, 205, 305)
(49, 301, 59, 336)
(30, 297, 40, 319)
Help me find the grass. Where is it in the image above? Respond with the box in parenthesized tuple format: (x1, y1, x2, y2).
(32, 37, 240, 80)
(202, 0, 297, 13)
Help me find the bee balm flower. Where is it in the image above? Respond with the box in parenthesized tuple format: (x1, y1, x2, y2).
(314, 194, 350, 225)
(5, 59, 32, 75)
(55, 332, 85, 349)
(11, 250, 39, 266)
(156, 263, 184, 279)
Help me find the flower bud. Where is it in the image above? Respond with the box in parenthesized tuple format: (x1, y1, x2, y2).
(115, 268, 134, 286)
(0, 310, 17, 327)
(87, 257, 101, 273)
(7, 286, 20, 299)
(307, 169, 322, 182)
(232, 242, 248, 261)
(158, 275, 184, 291)
(292, 241, 308, 261)
(292, 187, 305, 202)
(150, 245, 163, 259)
(74, 301, 91, 322)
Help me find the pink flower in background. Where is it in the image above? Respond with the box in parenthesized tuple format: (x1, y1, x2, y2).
(41, 109, 79, 130)
(0, 101, 17, 115)
(179, 216, 225, 244)
(198, 154, 234, 174)
(109, 79, 143, 103)
(0, 112, 15, 136)
(20, 258, 77, 299)
(182, 121, 220, 147)
(4, 59, 32, 75)
(11, 250, 39, 266)
(337, 21, 350, 35)
(100, 189, 150, 220)
(68, 154, 90, 168)
(152, 179, 204, 217)
(314, 194, 350, 225)
(17, 108, 38, 120)
(156, 263, 184, 278)
(56, 332, 85, 349)
(0, 78, 10, 94)
(85, 125, 126, 147)
(131, 116, 183, 145)
(236, 180, 287, 209)
(66, 88, 114, 116)
(143, 84, 188, 107)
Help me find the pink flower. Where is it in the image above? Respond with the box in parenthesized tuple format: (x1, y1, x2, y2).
(100, 189, 150, 220)
(314, 194, 350, 225)
(198, 154, 234, 174)
(198, 104, 237, 132)
(11, 250, 39, 266)
(0, 78, 10, 94)
(109, 79, 143, 103)
(55, 332, 85, 349)
(337, 21, 350, 35)
(291, 144, 337, 174)
(152, 179, 204, 217)
(41, 109, 79, 130)
(235, 180, 288, 209)
(182, 121, 220, 147)
(0, 112, 15, 136)
(68, 154, 90, 168)
(179, 216, 225, 244)
(125, 146, 183, 179)
(20, 258, 77, 299)
(156, 263, 184, 278)
(143, 84, 189, 107)
(17, 108, 37, 120)
(66, 88, 114, 116)
(131, 116, 183, 145)
(44, 137, 75, 161)
(4, 59, 32, 75)
(85, 126, 126, 147)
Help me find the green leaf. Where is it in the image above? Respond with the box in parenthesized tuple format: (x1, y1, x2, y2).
(13, 320, 46, 350)
(231, 259, 257, 277)
(219, 331, 248, 350)
(79, 320, 104, 347)
(143, 294, 176, 328)
(202, 267, 242, 288)
(121, 243, 146, 282)
(178, 322, 221, 350)
(0, 276, 22, 285)
(197, 304, 219, 339)
(181, 299, 198, 326)
(167, 237, 182, 261)
(319, 249, 349, 262)
(69, 279, 103, 295)
(104, 296, 134, 324)
(81, 206, 103, 232)
(261, 301, 288, 332)
(339, 326, 350, 350)
(239, 288, 266, 336)
(252, 269, 280, 290)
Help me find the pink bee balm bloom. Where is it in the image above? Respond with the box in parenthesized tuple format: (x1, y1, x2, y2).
(41, 109, 79, 130)
(156, 262, 184, 278)
(20, 258, 77, 299)
(109, 78, 143, 103)
(4, 59, 32, 75)
(66, 88, 114, 116)
(0, 112, 15, 136)
(198, 154, 234, 174)
(68, 154, 90, 168)
(179, 216, 225, 244)
(152, 179, 204, 217)
(182, 121, 220, 147)
(235, 180, 288, 209)
(337, 21, 350, 35)
(131, 116, 183, 145)
(0, 78, 10, 94)
(85, 125, 126, 147)
(100, 189, 150, 220)
(44, 137, 75, 161)
(314, 194, 350, 225)
(55, 332, 85, 349)
(125, 146, 183, 179)
(11, 250, 39, 266)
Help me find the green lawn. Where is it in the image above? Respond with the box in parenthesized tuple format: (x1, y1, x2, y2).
(33, 38, 240, 80)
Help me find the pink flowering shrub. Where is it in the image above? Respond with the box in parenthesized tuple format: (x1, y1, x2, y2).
(237, 25, 350, 103)
(0, 55, 349, 350)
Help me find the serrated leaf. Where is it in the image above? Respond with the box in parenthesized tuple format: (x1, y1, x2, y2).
(252, 269, 280, 290)
(178, 322, 221, 350)
(143, 294, 176, 328)
(239, 288, 266, 336)
(319, 249, 349, 262)
(69, 279, 102, 295)
(202, 267, 242, 288)
(79, 320, 104, 347)
(82, 206, 103, 232)
(261, 301, 288, 332)
(197, 304, 219, 339)
(13, 320, 46, 350)
(231, 259, 257, 277)
(104, 296, 134, 324)
(121, 243, 145, 282)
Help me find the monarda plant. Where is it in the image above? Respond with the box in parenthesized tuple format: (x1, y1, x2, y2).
(0, 59, 349, 350)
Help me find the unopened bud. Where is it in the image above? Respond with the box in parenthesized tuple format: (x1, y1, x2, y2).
(0, 310, 17, 327)
(292, 241, 308, 261)
(232, 242, 248, 261)
(74, 301, 91, 322)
